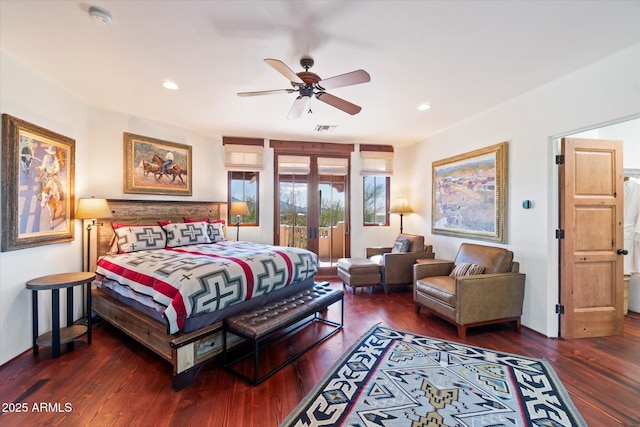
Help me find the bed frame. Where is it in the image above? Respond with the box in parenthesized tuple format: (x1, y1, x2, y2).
(90, 199, 241, 390)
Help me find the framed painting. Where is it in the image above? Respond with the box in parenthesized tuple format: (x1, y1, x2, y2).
(123, 132, 192, 196)
(432, 141, 507, 243)
(1, 114, 75, 251)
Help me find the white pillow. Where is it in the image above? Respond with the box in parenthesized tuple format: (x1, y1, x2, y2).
(112, 223, 167, 253)
(208, 220, 226, 242)
(161, 221, 212, 248)
(183, 217, 226, 243)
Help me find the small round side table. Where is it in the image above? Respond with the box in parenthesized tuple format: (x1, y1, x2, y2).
(26, 272, 96, 358)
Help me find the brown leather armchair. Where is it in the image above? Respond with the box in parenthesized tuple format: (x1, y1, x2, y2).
(366, 233, 434, 293)
(413, 243, 525, 338)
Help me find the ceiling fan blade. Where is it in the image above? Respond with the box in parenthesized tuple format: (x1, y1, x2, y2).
(237, 89, 296, 97)
(317, 70, 370, 90)
(315, 92, 362, 115)
(287, 96, 310, 119)
(265, 58, 304, 84)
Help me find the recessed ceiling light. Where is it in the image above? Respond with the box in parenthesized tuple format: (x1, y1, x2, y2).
(88, 6, 112, 25)
(418, 103, 431, 111)
(162, 80, 179, 90)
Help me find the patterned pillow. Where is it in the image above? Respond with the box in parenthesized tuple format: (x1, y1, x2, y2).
(161, 221, 212, 248)
(112, 223, 167, 253)
(449, 263, 485, 278)
(391, 237, 411, 253)
(207, 220, 226, 243)
(184, 217, 226, 242)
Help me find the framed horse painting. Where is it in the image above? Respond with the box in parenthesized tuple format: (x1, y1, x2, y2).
(123, 132, 192, 196)
(1, 114, 75, 251)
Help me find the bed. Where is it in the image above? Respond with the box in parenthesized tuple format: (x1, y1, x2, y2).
(89, 199, 318, 389)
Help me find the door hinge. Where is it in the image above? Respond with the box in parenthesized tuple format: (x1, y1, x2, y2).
(555, 304, 565, 315)
(556, 229, 564, 239)
(555, 155, 565, 164)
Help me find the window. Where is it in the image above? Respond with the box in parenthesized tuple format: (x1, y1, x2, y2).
(363, 175, 390, 226)
(360, 145, 392, 226)
(228, 171, 259, 225)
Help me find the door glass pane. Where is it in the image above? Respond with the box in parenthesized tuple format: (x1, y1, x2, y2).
(279, 176, 307, 249)
(318, 156, 347, 267)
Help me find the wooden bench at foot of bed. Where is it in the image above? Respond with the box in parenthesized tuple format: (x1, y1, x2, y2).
(223, 282, 344, 385)
(92, 287, 243, 390)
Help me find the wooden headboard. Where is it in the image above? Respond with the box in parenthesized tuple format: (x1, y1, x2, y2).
(88, 199, 227, 270)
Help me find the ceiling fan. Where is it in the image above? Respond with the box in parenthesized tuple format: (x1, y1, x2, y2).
(237, 56, 371, 119)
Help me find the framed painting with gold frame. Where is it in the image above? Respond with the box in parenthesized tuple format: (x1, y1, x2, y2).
(432, 141, 507, 243)
(1, 114, 75, 251)
(123, 132, 192, 196)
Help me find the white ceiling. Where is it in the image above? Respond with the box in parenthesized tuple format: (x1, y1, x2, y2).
(1, 1, 639, 146)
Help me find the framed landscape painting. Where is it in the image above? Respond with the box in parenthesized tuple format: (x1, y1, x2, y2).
(432, 141, 507, 243)
(123, 132, 192, 196)
(1, 114, 75, 251)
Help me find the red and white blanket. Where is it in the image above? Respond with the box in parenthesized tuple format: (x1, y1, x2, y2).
(96, 241, 318, 333)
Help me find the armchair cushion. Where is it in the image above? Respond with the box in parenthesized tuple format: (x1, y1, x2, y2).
(391, 236, 411, 253)
(369, 254, 384, 266)
(416, 276, 456, 307)
(399, 233, 425, 252)
(454, 243, 513, 273)
(449, 262, 485, 278)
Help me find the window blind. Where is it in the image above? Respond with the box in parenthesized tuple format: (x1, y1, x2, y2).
(224, 144, 264, 170)
(360, 150, 393, 176)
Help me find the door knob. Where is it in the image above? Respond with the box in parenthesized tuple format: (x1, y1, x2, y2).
(617, 249, 629, 255)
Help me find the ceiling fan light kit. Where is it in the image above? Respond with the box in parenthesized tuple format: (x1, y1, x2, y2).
(237, 56, 370, 118)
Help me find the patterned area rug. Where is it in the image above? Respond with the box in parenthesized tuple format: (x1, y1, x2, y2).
(281, 326, 586, 427)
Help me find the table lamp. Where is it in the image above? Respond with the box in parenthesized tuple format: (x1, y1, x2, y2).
(229, 201, 249, 241)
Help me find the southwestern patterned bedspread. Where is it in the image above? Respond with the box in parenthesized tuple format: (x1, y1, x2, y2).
(95, 241, 318, 333)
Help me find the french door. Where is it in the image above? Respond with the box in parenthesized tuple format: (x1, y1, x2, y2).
(273, 141, 352, 276)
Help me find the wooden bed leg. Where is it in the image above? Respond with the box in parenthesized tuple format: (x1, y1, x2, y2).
(172, 364, 204, 391)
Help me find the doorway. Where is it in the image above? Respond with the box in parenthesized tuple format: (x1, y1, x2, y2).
(555, 117, 640, 338)
(272, 140, 353, 277)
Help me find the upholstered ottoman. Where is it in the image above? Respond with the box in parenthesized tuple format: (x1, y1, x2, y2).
(337, 258, 381, 294)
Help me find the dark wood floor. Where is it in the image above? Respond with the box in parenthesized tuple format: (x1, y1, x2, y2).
(1, 280, 639, 426)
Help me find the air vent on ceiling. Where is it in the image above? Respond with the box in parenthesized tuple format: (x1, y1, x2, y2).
(314, 125, 337, 132)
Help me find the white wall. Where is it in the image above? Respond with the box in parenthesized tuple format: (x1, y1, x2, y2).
(394, 44, 640, 337)
(0, 50, 89, 365)
(84, 108, 226, 201)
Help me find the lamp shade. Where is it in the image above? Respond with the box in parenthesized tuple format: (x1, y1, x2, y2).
(390, 198, 414, 214)
(76, 197, 112, 219)
(229, 201, 249, 216)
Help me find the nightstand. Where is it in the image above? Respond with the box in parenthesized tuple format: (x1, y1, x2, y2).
(26, 272, 95, 358)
